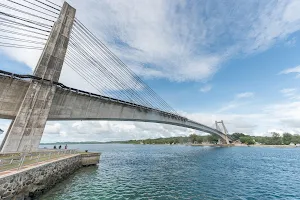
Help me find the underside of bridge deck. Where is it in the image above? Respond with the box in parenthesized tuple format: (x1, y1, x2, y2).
(0, 75, 230, 152)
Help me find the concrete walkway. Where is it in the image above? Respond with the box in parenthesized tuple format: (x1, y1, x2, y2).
(0, 154, 79, 178)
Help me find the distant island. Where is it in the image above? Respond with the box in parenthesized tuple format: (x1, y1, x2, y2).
(41, 132, 300, 146)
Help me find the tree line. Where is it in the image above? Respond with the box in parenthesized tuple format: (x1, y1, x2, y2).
(231, 132, 300, 145)
(119, 134, 220, 145)
(119, 132, 300, 145)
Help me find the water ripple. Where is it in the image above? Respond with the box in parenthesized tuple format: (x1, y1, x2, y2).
(40, 144, 300, 200)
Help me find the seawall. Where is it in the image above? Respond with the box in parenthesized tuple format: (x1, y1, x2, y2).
(0, 152, 100, 199)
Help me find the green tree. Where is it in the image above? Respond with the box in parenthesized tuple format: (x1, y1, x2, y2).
(189, 134, 198, 143)
(282, 133, 293, 145)
(292, 134, 300, 144)
(230, 133, 246, 141)
(253, 136, 267, 144)
(266, 132, 282, 145)
(207, 135, 219, 144)
(196, 136, 203, 144)
(240, 136, 255, 145)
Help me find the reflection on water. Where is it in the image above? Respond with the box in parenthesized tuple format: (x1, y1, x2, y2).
(40, 144, 300, 200)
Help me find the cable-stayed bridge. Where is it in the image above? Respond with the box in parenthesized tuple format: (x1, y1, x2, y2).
(0, 1, 230, 153)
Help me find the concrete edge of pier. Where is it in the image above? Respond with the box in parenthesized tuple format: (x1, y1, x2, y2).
(0, 152, 101, 199)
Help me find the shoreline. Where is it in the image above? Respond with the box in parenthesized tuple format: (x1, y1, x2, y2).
(248, 144, 297, 148)
(191, 144, 298, 148)
(41, 143, 299, 148)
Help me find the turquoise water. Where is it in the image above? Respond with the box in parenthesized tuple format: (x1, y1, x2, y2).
(40, 144, 300, 200)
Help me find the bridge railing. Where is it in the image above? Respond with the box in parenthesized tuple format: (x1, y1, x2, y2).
(0, 149, 78, 172)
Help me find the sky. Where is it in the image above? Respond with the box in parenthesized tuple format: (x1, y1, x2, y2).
(0, 0, 300, 143)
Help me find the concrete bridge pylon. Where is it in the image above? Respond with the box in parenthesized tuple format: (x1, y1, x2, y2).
(215, 120, 230, 144)
(0, 2, 76, 153)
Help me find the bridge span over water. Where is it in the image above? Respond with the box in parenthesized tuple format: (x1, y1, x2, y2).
(0, 1, 230, 152)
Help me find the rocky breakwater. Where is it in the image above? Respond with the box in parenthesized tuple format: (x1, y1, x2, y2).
(0, 152, 100, 199)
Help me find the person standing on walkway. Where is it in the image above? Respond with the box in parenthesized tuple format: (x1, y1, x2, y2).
(65, 144, 68, 149)
(54, 145, 56, 149)
(59, 145, 61, 149)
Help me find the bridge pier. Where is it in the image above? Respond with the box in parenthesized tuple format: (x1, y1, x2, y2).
(215, 121, 230, 144)
(0, 3, 76, 153)
(218, 138, 230, 145)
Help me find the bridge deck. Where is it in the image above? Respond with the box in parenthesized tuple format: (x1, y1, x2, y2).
(0, 71, 230, 143)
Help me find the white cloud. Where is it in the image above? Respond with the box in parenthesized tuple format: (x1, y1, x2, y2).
(280, 88, 298, 99)
(217, 92, 254, 113)
(40, 120, 197, 143)
(76, 0, 300, 82)
(0, 97, 299, 143)
(1, 0, 300, 143)
(217, 103, 241, 113)
(285, 37, 297, 47)
(280, 88, 297, 94)
(280, 65, 300, 78)
(283, 1, 300, 22)
(244, 0, 300, 54)
(38, 98, 300, 143)
(44, 123, 61, 135)
(264, 101, 300, 133)
(236, 92, 254, 99)
(2, 0, 300, 84)
(200, 85, 212, 93)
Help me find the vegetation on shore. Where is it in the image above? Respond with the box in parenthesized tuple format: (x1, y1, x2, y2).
(41, 132, 300, 146)
(228, 132, 300, 145)
(113, 132, 300, 145)
(251, 132, 300, 145)
(117, 134, 219, 145)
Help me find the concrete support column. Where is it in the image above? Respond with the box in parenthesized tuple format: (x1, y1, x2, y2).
(1, 2, 76, 152)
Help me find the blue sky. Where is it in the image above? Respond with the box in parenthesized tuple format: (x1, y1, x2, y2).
(0, 0, 300, 142)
